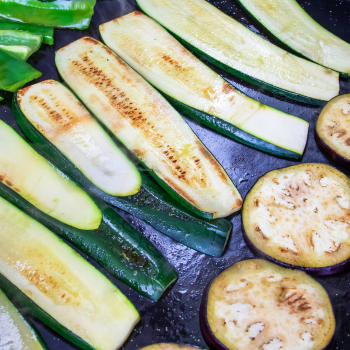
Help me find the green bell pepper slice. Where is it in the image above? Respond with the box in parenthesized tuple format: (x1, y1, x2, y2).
(0, 48, 41, 92)
(0, 19, 54, 45)
(0, 0, 96, 30)
(0, 30, 42, 60)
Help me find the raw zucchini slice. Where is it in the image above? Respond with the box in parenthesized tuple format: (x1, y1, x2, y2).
(200, 259, 335, 350)
(0, 288, 48, 350)
(13, 92, 233, 257)
(0, 19, 54, 45)
(55, 37, 242, 219)
(235, 0, 350, 77)
(141, 345, 200, 350)
(242, 163, 350, 274)
(17, 80, 141, 197)
(0, 48, 41, 92)
(0, 196, 140, 350)
(315, 94, 350, 168)
(100, 12, 308, 158)
(0, 119, 102, 230)
(0, 29, 42, 60)
(136, 0, 339, 105)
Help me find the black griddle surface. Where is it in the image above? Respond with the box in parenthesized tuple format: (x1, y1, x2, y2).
(1, 0, 350, 349)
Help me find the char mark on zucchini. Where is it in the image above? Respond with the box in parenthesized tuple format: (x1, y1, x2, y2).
(13, 81, 234, 258)
(100, 11, 308, 158)
(0, 195, 140, 350)
(55, 36, 242, 219)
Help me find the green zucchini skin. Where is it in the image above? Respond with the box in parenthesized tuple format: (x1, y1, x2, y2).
(13, 94, 232, 257)
(136, 0, 328, 106)
(0, 288, 48, 350)
(0, 175, 177, 301)
(168, 32, 327, 106)
(165, 94, 302, 159)
(0, 273, 94, 350)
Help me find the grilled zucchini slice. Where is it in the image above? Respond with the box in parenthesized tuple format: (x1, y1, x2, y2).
(0, 195, 140, 350)
(242, 163, 350, 274)
(55, 37, 242, 219)
(236, 0, 350, 77)
(13, 91, 233, 258)
(16, 80, 141, 197)
(0, 288, 48, 350)
(136, 0, 339, 105)
(200, 259, 335, 350)
(100, 12, 308, 159)
(0, 119, 101, 230)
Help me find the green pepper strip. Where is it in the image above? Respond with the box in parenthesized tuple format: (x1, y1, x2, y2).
(0, 0, 97, 30)
(0, 48, 41, 92)
(0, 30, 42, 60)
(0, 19, 54, 45)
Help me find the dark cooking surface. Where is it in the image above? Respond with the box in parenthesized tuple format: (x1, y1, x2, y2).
(1, 0, 350, 349)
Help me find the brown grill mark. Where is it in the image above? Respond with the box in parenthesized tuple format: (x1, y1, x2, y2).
(5, 180, 12, 186)
(17, 85, 31, 107)
(280, 289, 312, 313)
(334, 129, 347, 138)
(70, 50, 212, 188)
(345, 138, 350, 146)
(162, 54, 183, 70)
(222, 81, 237, 95)
(30, 93, 79, 133)
(195, 141, 228, 185)
(17, 265, 81, 307)
(279, 246, 299, 255)
(0, 175, 4, 182)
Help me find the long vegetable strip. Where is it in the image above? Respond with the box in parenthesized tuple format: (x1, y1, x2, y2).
(0, 48, 41, 92)
(0, 0, 96, 30)
(0, 30, 42, 60)
(235, 0, 350, 77)
(0, 19, 54, 45)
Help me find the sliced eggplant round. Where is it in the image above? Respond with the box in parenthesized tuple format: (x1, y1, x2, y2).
(140, 344, 200, 350)
(315, 94, 350, 167)
(242, 163, 350, 274)
(200, 259, 335, 350)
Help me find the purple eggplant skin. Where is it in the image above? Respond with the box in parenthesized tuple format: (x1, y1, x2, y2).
(199, 261, 335, 350)
(241, 216, 350, 276)
(314, 128, 350, 169)
(199, 278, 229, 350)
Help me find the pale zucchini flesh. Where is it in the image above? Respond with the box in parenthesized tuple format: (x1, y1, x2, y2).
(0, 288, 46, 350)
(0, 120, 102, 230)
(56, 37, 242, 218)
(242, 163, 350, 268)
(136, 0, 339, 103)
(236, 0, 350, 77)
(100, 12, 308, 156)
(17, 80, 141, 197)
(0, 196, 140, 350)
(206, 259, 335, 350)
(316, 94, 350, 161)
